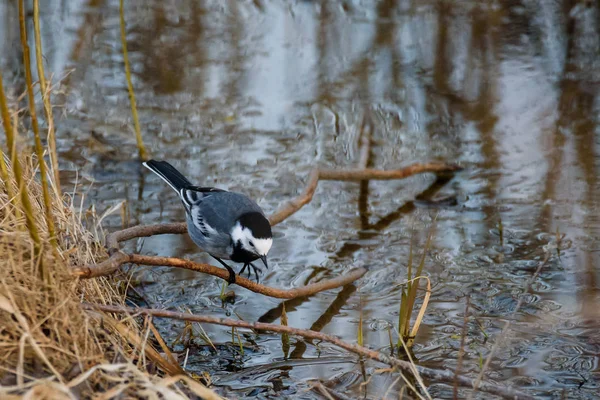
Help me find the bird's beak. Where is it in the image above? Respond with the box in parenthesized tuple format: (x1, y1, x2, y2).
(260, 255, 269, 270)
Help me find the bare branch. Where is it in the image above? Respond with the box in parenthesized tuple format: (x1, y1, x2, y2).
(105, 222, 187, 254)
(73, 248, 366, 299)
(318, 163, 461, 181)
(268, 169, 320, 226)
(83, 303, 534, 400)
(269, 162, 460, 225)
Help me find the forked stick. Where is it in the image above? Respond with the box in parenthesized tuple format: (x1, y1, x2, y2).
(269, 163, 459, 225)
(73, 162, 461, 300)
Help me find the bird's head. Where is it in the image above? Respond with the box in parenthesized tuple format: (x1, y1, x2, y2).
(231, 212, 272, 268)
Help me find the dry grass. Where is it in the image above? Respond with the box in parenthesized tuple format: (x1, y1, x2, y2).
(0, 152, 215, 398)
(0, 7, 208, 393)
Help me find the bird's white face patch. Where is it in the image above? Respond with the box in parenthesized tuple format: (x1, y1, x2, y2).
(252, 238, 273, 256)
(231, 222, 272, 256)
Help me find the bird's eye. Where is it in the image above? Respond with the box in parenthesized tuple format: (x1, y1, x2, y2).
(249, 242, 255, 248)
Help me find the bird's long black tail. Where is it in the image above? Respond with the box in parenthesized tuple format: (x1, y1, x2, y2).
(143, 160, 192, 192)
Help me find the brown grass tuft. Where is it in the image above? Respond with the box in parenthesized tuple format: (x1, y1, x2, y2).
(0, 152, 216, 398)
(0, 152, 129, 391)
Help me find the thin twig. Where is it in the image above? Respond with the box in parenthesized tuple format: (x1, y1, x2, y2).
(468, 251, 552, 399)
(83, 303, 535, 400)
(453, 295, 470, 400)
(312, 381, 352, 400)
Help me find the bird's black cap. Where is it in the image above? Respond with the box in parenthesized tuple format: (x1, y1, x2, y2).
(238, 212, 272, 239)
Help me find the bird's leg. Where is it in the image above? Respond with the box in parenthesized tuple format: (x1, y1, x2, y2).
(212, 256, 236, 284)
(248, 262, 261, 283)
(239, 263, 260, 281)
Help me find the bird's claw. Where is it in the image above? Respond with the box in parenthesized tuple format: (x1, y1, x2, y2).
(240, 262, 261, 283)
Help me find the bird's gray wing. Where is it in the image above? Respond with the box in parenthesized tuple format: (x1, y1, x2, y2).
(185, 191, 262, 253)
(179, 186, 226, 213)
(183, 189, 228, 235)
(196, 192, 264, 232)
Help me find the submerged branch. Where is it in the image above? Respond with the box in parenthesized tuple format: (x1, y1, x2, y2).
(83, 303, 534, 400)
(269, 162, 461, 225)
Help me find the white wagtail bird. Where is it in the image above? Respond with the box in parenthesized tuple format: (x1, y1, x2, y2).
(143, 160, 272, 284)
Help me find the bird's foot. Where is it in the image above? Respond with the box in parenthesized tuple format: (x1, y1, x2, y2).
(240, 262, 262, 283)
(249, 262, 261, 283)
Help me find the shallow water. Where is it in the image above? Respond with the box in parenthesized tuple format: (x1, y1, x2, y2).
(2, 0, 600, 398)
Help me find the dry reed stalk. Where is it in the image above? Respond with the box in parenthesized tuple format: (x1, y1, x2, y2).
(0, 70, 42, 262)
(0, 148, 17, 213)
(119, 0, 148, 160)
(32, 0, 61, 195)
(147, 318, 181, 372)
(97, 312, 185, 377)
(18, 0, 58, 264)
